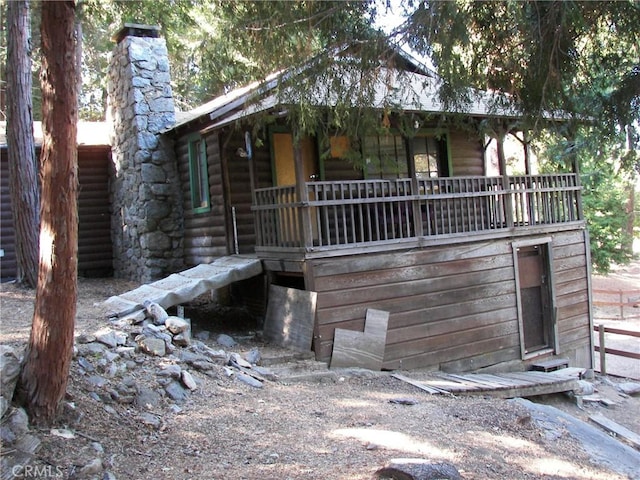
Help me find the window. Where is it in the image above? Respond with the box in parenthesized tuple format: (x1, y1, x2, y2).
(413, 134, 450, 178)
(363, 134, 408, 179)
(188, 136, 210, 213)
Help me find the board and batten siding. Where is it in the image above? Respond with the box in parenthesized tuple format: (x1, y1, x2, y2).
(177, 132, 228, 266)
(306, 229, 591, 371)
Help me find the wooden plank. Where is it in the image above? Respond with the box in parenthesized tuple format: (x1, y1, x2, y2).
(262, 285, 318, 352)
(455, 377, 578, 398)
(330, 309, 388, 370)
(589, 414, 640, 449)
(391, 373, 450, 395)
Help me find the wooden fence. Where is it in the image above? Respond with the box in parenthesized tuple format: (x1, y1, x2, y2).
(594, 324, 640, 376)
(593, 288, 640, 321)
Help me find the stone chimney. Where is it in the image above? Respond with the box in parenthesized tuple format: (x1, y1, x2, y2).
(107, 24, 184, 282)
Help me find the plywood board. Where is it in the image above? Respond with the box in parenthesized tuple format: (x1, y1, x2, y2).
(263, 285, 317, 352)
(330, 309, 389, 370)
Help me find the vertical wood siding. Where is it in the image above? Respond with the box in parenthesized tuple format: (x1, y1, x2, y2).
(449, 130, 484, 176)
(176, 132, 228, 266)
(307, 229, 591, 371)
(1, 146, 113, 279)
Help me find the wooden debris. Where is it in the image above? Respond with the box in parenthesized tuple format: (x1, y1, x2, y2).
(589, 413, 640, 450)
(263, 285, 317, 352)
(330, 309, 388, 370)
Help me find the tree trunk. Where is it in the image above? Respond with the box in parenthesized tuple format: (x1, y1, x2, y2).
(6, 0, 39, 287)
(19, 0, 78, 425)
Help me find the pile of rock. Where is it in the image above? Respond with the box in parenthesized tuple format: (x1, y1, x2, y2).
(0, 345, 39, 479)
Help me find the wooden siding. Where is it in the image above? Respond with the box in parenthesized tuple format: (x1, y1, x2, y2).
(177, 132, 228, 265)
(1, 146, 113, 279)
(449, 130, 484, 176)
(0, 149, 16, 278)
(77, 148, 113, 276)
(305, 229, 591, 371)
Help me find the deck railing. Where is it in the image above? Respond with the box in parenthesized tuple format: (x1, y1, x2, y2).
(252, 174, 582, 250)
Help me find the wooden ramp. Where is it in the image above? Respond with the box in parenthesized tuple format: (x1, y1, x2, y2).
(103, 255, 263, 318)
(393, 369, 582, 398)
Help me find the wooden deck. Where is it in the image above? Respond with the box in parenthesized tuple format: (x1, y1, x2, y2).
(392, 369, 582, 398)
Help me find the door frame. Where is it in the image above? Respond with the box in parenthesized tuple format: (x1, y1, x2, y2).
(512, 237, 560, 359)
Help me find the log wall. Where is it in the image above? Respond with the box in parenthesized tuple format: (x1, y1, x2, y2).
(305, 228, 591, 371)
(176, 132, 228, 265)
(1, 146, 113, 279)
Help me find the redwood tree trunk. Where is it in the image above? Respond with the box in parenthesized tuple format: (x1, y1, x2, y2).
(6, 0, 39, 287)
(20, 0, 78, 425)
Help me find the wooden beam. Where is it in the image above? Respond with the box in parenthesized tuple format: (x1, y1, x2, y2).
(589, 414, 640, 449)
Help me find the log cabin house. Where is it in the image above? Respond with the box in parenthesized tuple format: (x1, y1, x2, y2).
(3, 25, 593, 373)
(148, 40, 594, 372)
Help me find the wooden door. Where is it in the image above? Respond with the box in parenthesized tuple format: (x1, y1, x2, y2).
(517, 245, 554, 354)
(273, 133, 318, 186)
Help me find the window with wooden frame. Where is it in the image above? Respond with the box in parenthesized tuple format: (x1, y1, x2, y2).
(413, 133, 450, 178)
(363, 134, 409, 179)
(188, 136, 210, 213)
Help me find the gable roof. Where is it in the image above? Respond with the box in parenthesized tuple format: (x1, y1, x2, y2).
(166, 43, 520, 135)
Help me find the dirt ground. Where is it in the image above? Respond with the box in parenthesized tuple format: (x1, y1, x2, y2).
(1, 266, 639, 480)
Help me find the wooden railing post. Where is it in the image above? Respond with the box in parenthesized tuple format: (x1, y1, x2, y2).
(598, 324, 607, 376)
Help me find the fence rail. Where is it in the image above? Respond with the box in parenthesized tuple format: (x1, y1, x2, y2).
(593, 288, 640, 321)
(253, 174, 583, 250)
(594, 324, 640, 376)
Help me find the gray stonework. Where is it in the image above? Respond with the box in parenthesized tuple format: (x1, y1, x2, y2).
(107, 28, 184, 282)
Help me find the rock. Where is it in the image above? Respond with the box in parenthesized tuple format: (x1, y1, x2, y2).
(87, 375, 108, 389)
(574, 380, 596, 396)
(103, 471, 117, 480)
(158, 364, 182, 378)
(236, 371, 263, 389)
(229, 352, 252, 368)
(173, 333, 191, 347)
(137, 336, 166, 356)
(136, 387, 161, 410)
(0, 396, 9, 418)
(216, 334, 237, 348)
(119, 309, 147, 325)
(194, 330, 210, 341)
(139, 412, 162, 429)
(165, 381, 188, 403)
(0, 425, 16, 444)
(77, 342, 109, 357)
(375, 458, 462, 480)
(144, 300, 169, 325)
(1, 346, 22, 401)
(179, 350, 210, 365)
(7, 408, 29, 437)
(79, 458, 104, 478)
(181, 371, 198, 391)
(165, 316, 190, 334)
(76, 333, 97, 344)
(95, 327, 128, 348)
(251, 366, 278, 381)
(190, 360, 216, 371)
(77, 357, 96, 373)
(617, 382, 640, 396)
(244, 348, 261, 365)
